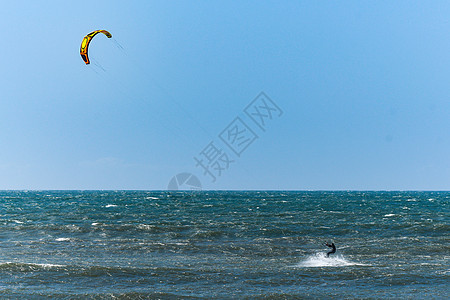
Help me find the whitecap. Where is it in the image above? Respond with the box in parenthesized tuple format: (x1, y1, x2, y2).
(31, 263, 65, 268)
(137, 224, 155, 230)
(55, 238, 71, 242)
(105, 204, 118, 208)
(384, 214, 396, 217)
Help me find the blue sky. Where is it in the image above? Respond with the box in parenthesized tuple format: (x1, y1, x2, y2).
(1, 1, 449, 190)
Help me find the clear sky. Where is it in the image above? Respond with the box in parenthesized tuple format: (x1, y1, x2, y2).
(1, 1, 449, 190)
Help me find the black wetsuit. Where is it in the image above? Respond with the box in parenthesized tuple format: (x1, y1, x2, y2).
(326, 242, 336, 257)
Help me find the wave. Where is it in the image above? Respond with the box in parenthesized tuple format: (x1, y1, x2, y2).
(55, 237, 72, 242)
(0, 261, 194, 275)
(0, 262, 66, 271)
(294, 252, 368, 267)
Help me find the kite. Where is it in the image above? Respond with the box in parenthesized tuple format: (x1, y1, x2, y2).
(80, 30, 112, 64)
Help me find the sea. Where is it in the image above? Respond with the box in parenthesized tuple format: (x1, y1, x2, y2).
(0, 191, 448, 299)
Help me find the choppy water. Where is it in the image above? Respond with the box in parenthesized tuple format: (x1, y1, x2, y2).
(0, 191, 448, 298)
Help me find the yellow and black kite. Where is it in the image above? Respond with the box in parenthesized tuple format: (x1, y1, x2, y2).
(80, 30, 112, 64)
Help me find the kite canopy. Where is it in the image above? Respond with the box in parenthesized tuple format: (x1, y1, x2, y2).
(80, 30, 112, 64)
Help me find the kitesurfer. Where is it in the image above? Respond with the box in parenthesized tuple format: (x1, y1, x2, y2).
(325, 242, 336, 257)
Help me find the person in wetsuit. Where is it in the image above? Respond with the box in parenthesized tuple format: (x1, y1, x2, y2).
(325, 242, 336, 257)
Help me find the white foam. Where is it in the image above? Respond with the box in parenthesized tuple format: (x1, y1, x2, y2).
(137, 224, 155, 230)
(31, 263, 65, 268)
(55, 238, 71, 242)
(105, 204, 118, 208)
(295, 253, 368, 267)
(384, 213, 396, 217)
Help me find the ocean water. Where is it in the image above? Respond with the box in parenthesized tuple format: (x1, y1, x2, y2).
(0, 191, 448, 299)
